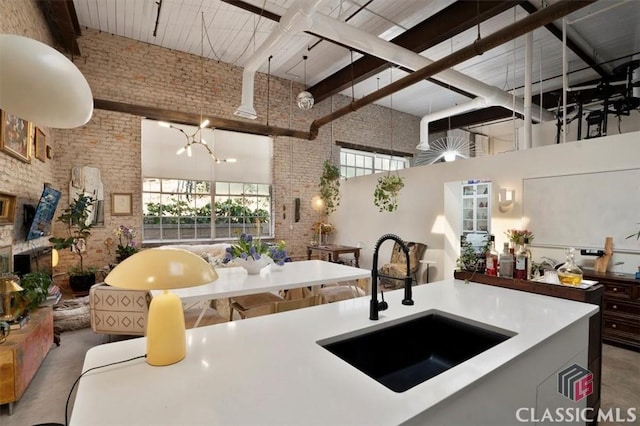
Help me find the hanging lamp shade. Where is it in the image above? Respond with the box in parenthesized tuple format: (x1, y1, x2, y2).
(0, 34, 93, 128)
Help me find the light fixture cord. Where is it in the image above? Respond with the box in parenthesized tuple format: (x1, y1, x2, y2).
(350, 50, 355, 100)
(267, 55, 272, 126)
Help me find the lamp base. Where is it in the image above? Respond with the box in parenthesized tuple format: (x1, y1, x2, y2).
(146, 291, 186, 366)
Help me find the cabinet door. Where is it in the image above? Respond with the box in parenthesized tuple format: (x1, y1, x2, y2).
(462, 182, 491, 235)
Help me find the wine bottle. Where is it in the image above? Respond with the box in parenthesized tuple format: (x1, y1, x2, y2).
(485, 235, 498, 276)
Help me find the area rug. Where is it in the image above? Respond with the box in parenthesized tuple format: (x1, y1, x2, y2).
(53, 296, 91, 331)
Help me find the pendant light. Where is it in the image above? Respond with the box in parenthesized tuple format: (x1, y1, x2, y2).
(158, 13, 235, 163)
(297, 55, 314, 110)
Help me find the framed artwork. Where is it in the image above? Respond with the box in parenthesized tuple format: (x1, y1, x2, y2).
(112, 193, 132, 216)
(0, 245, 12, 274)
(0, 192, 17, 225)
(0, 110, 32, 163)
(35, 127, 46, 162)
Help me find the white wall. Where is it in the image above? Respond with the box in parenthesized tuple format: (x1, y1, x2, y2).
(331, 131, 640, 282)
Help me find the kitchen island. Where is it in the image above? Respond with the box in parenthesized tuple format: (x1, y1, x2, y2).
(70, 279, 598, 425)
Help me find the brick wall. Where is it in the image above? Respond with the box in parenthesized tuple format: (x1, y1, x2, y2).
(2, 3, 420, 283)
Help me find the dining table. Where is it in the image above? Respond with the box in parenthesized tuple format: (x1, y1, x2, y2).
(151, 259, 370, 326)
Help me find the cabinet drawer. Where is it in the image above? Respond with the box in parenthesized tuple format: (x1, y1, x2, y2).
(603, 316, 640, 337)
(604, 299, 640, 317)
(604, 282, 634, 300)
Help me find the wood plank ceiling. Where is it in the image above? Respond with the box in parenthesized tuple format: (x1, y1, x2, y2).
(39, 0, 640, 135)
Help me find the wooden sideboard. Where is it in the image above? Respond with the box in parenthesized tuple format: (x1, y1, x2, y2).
(0, 307, 53, 415)
(453, 271, 604, 420)
(582, 269, 639, 352)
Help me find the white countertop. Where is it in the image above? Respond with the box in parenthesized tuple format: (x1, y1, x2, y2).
(152, 259, 371, 303)
(71, 279, 598, 425)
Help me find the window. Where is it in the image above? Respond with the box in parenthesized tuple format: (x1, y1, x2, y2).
(141, 120, 274, 243)
(142, 178, 271, 242)
(340, 148, 409, 178)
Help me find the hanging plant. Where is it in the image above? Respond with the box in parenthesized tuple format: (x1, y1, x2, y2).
(373, 174, 404, 212)
(319, 160, 341, 215)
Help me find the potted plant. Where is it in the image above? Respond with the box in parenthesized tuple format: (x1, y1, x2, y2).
(373, 174, 404, 212)
(113, 224, 139, 262)
(49, 193, 98, 293)
(319, 160, 341, 215)
(14, 271, 52, 315)
(222, 233, 271, 274)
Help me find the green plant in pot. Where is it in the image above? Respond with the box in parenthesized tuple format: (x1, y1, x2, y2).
(14, 271, 52, 315)
(373, 174, 404, 212)
(49, 193, 97, 293)
(319, 160, 341, 215)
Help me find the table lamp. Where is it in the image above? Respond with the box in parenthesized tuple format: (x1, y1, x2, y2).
(0, 276, 23, 321)
(105, 248, 218, 366)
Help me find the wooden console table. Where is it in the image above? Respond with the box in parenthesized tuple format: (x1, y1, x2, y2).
(0, 307, 54, 415)
(307, 245, 360, 268)
(454, 271, 604, 422)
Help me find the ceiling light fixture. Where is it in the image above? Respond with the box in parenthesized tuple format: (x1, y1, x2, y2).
(158, 13, 235, 163)
(297, 55, 314, 110)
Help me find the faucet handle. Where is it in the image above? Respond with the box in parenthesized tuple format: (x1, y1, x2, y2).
(378, 291, 388, 311)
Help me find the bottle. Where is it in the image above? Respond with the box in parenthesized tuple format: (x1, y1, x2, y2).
(557, 247, 583, 286)
(514, 237, 532, 279)
(485, 235, 498, 276)
(499, 242, 514, 278)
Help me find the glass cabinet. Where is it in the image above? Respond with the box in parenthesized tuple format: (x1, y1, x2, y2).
(462, 181, 491, 235)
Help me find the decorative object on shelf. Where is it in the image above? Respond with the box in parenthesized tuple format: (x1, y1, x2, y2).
(504, 229, 535, 247)
(593, 236, 613, 273)
(0, 192, 17, 225)
(373, 174, 404, 212)
(49, 193, 98, 293)
(311, 221, 334, 245)
(456, 236, 486, 274)
(297, 55, 314, 110)
(319, 160, 340, 215)
(1, 109, 32, 163)
(111, 192, 132, 216)
(498, 188, 515, 213)
(0, 274, 22, 320)
(223, 233, 270, 274)
(105, 248, 218, 366)
(34, 127, 46, 162)
(557, 247, 584, 286)
(113, 225, 139, 262)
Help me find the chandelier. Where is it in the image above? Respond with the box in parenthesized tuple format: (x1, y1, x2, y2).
(159, 12, 235, 163)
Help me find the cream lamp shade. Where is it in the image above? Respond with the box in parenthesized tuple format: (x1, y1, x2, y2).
(0, 34, 93, 129)
(105, 248, 218, 366)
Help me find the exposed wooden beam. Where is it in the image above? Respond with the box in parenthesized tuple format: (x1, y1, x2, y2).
(520, 1, 609, 78)
(38, 0, 82, 56)
(94, 99, 312, 140)
(219, 0, 281, 23)
(309, 0, 521, 103)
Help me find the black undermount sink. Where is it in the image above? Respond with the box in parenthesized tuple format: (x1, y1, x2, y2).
(318, 311, 514, 393)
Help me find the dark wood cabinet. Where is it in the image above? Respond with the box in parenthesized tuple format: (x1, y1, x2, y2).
(583, 269, 640, 352)
(453, 271, 604, 420)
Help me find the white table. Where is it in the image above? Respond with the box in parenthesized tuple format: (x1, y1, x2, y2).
(152, 259, 370, 325)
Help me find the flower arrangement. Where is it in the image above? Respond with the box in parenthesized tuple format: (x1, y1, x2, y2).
(268, 240, 288, 266)
(504, 229, 535, 245)
(114, 225, 139, 261)
(223, 233, 269, 264)
(311, 221, 335, 235)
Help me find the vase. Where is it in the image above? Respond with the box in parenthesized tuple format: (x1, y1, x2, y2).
(234, 257, 267, 274)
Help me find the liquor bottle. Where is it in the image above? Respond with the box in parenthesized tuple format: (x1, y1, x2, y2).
(485, 235, 498, 276)
(557, 247, 583, 286)
(514, 238, 531, 279)
(499, 242, 514, 278)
